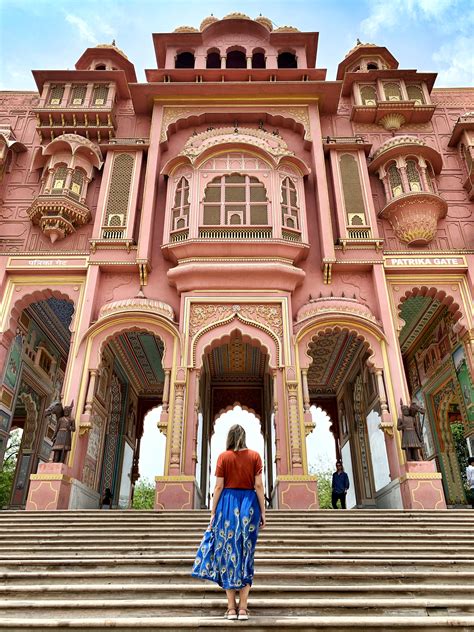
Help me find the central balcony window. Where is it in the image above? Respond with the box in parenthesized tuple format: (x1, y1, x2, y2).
(162, 149, 309, 262)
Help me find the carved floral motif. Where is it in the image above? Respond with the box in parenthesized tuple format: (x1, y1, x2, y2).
(189, 303, 283, 339)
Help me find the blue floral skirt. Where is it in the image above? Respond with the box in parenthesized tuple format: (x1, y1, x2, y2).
(191, 488, 261, 589)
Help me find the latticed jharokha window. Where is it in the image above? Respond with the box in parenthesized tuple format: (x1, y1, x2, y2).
(172, 177, 190, 230)
(70, 169, 85, 199)
(103, 153, 134, 230)
(383, 83, 402, 101)
(406, 160, 422, 192)
(360, 85, 377, 105)
(406, 85, 425, 104)
(339, 154, 367, 225)
(49, 84, 65, 106)
(52, 165, 68, 191)
(387, 164, 403, 197)
(281, 177, 299, 229)
(202, 174, 268, 226)
(71, 84, 87, 106)
(92, 84, 109, 106)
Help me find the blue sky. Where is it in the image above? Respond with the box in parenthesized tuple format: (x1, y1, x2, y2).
(1, 0, 473, 91)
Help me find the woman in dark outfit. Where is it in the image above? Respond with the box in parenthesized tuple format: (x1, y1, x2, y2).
(192, 424, 266, 621)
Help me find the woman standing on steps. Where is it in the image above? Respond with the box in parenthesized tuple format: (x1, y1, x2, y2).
(191, 424, 266, 621)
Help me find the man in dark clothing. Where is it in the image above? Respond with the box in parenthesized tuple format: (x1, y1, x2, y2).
(332, 460, 350, 509)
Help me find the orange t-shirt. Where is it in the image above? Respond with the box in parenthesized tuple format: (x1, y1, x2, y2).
(215, 449, 263, 489)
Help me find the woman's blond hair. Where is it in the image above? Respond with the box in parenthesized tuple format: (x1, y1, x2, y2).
(226, 424, 247, 451)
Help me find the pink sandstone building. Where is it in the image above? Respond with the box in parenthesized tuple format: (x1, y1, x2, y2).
(0, 13, 473, 511)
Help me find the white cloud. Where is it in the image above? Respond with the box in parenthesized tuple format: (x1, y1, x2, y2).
(65, 14, 97, 44)
(433, 35, 474, 86)
(360, 0, 466, 39)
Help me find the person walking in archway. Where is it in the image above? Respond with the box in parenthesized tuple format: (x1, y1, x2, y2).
(191, 424, 266, 621)
(332, 460, 350, 509)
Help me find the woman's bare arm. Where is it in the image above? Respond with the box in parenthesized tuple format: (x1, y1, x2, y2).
(210, 476, 224, 525)
(254, 473, 266, 528)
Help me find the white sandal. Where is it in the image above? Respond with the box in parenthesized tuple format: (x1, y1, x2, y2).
(238, 608, 249, 621)
(225, 608, 238, 620)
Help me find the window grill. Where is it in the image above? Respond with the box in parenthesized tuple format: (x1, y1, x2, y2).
(102, 153, 134, 237)
(406, 160, 422, 191)
(172, 177, 190, 231)
(71, 84, 87, 106)
(70, 170, 84, 199)
(92, 84, 109, 106)
(281, 177, 300, 230)
(406, 85, 425, 104)
(49, 84, 65, 106)
(202, 174, 268, 226)
(52, 165, 68, 191)
(387, 164, 404, 197)
(339, 154, 367, 224)
(383, 83, 402, 101)
(360, 85, 377, 105)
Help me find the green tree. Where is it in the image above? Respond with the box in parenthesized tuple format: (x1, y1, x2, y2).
(451, 422, 469, 490)
(132, 478, 155, 509)
(0, 430, 21, 509)
(309, 465, 333, 509)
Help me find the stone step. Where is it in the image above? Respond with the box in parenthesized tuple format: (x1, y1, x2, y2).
(3, 568, 474, 586)
(2, 557, 472, 572)
(0, 614, 473, 630)
(2, 595, 474, 617)
(2, 582, 473, 600)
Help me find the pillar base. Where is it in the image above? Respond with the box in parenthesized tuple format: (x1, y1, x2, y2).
(155, 475, 197, 509)
(274, 475, 319, 509)
(26, 462, 73, 510)
(399, 461, 446, 509)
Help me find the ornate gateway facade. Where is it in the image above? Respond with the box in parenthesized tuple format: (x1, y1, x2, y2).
(0, 14, 473, 510)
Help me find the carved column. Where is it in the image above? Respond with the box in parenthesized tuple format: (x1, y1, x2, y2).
(287, 380, 303, 473)
(375, 369, 393, 434)
(158, 369, 171, 433)
(398, 158, 410, 192)
(64, 167, 74, 190)
(220, 55, 226, 69)
(169, 378, 186, 472)
(301, 369, 314, 435)
(246, 56, 252, 69)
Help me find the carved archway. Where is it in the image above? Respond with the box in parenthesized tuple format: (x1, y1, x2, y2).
(396, 285, 470, 335)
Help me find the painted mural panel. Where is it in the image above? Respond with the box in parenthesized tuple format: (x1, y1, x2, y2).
(452, 346, 474, 428)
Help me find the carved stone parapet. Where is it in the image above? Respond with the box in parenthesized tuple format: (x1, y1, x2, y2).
(27, 194, 91, 243)
(378, 191, 447, 246)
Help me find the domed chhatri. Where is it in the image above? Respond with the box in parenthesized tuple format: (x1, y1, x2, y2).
(200, 15, 219, 30)
(223, 12, 252, 21)
(274, 25, 300, 32)
(173, 25, 200, 33)
(254, 14, 273, 30)
(95, 42, 129, 60)
(344, 40, 378, 59)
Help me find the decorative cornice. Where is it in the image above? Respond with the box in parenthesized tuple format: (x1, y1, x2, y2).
(98, 298, 175, 322)
(180, 125, 295, 162)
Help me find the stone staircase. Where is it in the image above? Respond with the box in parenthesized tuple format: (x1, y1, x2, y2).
(0, 510, 473, 631)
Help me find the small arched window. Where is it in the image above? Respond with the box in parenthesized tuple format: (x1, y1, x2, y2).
(387, 164, 403, 197)
(172, 177, 190, 230)
(367, 62, 378, 70)
(406, 159, 422, 192)
(252, 50, 266, 69)
(203, 174, 268, 225)
(95, 64, 107, 70)
(226, 50, 246, 69)
(406, 85, 425, 104)
(360, 85, 377, 105)
(206, 50, 221, 68)
(277, 51, 297, 68)
(70, 169, 85, 199)
(52, 165, 68, 191)
(383, 83, 402, 101)
(175, 51, 195, 69)
(281, 177, 299, 229)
